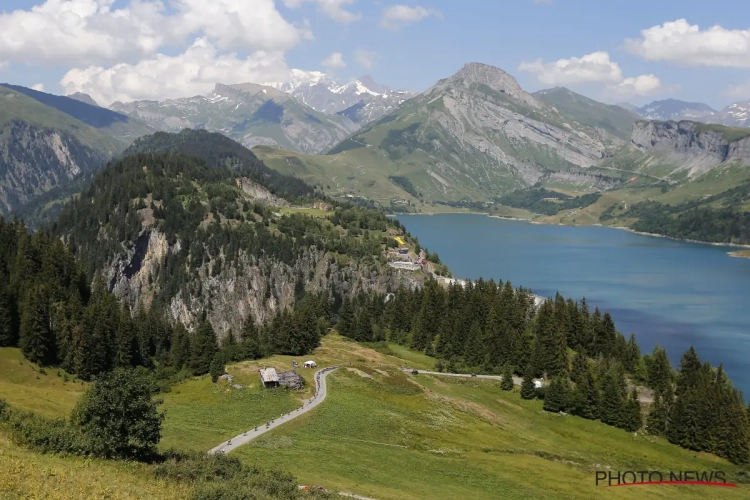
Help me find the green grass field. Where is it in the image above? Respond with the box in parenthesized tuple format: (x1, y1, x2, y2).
(0, 348, 84, 418)
(2, 335, 748, 500)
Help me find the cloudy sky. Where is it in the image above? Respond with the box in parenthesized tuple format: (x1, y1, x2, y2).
(1, 0, 749, 109)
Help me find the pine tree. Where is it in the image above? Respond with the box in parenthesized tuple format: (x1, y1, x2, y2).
(500, 363, 514, 391)
(543, 375, 569, 413)
(171, 324, 191, 369)
(571, 371, 600, 420)
(647, 390, 670, 436)
(648, 345, 672, 395)
(190, 319, 219, 376)
(463, 321, 484, 368)
(240, 314, 261, 360)
(570, 352, 589, 386)
(623, 333, 641, 373)
(600, 367, 626, 427)
(116, 305, 138, 368)
(209, 353, 225, 383)
(19, 285, 56, 366)
(521, 367, 536, 400)
(0, 277, 16, 347)
(622, 388, 643, 432)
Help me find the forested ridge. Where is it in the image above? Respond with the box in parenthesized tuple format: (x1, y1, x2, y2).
(122, 129, 315, 202)
(47, 130, 426, 337)
(338, 279, 750, 464)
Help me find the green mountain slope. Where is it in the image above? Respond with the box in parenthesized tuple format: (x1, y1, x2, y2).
(534, 87, 639, 141)
(266, 63, 639, 206)
(1, 83, 156, 142)
(0, 86, 127, 215)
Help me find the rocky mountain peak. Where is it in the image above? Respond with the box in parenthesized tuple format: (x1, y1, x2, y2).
(216, 82, 287, 100)
(357, 75, 390, 94)
(443, 62, 541, 109)
(67, 92, 99, 107)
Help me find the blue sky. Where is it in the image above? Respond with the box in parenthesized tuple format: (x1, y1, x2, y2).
(1, 0, 749, 108)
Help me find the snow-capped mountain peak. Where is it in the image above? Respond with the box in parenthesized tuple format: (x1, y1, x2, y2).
(264, 69, 417, 124)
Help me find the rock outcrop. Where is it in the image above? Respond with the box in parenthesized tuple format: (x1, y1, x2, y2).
(631, 120, 750, 178)
(105, 228, 422, 339)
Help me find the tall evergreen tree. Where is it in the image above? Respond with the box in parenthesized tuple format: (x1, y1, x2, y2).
(600, 366, 626, 427)
(171, 324, 191, 369)
(570, 352, 589, 386)
(622, 388, 643, 432)
(240, 314, 261, 360)
(190, 319, 219, 376)
(543, 375, 569, 413)
(521, 367, 536, 400)
(0, 277, 16, 347)
(646, 387, 671, 436)
(500, 363, 514, 391)
(648, 345, 672, 395)
(623, 334, 641, 373)
(19, 285, 56, 366)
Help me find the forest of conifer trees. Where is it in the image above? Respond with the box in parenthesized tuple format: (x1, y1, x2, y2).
(336, 279, 750, 464)
(0, 217, 332, 386)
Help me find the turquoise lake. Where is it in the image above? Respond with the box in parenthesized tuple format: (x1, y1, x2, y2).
(397, 214, 750, 395)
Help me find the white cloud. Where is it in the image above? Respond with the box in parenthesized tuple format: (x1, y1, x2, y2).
(380, 5, 441, 30)
(0, 0, 303, 67)
(519, 51, 663, 97)
(31, 83, 45, 92)
(518, 51, 623, 86)
(614, 75, 662, 96)
(321, 52, 346, 68)
(61, 38, 289, 105)
(625, 19, 750, 68)
(354, 50, 377, 70)
(283, 0, 361, 23)
(725, 81, 750, 99)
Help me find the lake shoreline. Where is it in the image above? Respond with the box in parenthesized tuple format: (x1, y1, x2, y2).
(412, 210, 750, 257)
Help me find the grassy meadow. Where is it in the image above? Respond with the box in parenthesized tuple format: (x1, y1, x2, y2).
(1, 334, 748, 499)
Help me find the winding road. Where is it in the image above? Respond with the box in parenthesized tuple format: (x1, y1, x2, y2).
(208, 366, 339, 455)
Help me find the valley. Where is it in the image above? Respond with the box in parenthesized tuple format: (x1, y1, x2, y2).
(1, 52, 750, 500)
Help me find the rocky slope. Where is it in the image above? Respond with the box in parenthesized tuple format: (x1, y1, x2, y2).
(110, 83, 357, 154)
(630, 120, 750, 178)
(325, 63, 624, 200)
(0, 86, 128, 215)
(51, 130, 424, 339)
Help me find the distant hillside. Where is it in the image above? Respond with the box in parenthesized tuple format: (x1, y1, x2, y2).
(110, 83, 358, 154)
(0, 84, 155, 141)
(534, 87, 639, 141)
(0, 86, 126, 215)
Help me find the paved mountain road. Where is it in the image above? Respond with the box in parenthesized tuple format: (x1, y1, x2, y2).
(208, 366, 339, 455)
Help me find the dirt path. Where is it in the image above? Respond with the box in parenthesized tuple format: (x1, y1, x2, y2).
(208, 366, 339, 455)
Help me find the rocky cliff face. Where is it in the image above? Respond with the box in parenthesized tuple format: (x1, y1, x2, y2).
(0, 119, 110, 214)
(105, 228, 420, 339)
(631, 120, 750, 178)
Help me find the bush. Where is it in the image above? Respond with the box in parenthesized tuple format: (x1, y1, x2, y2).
(71, 367, 164, 460)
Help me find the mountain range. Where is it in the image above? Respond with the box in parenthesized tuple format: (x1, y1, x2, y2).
(110, 82, 358, 154)
(3, 62, 750, 223)
(619, 98, 750, 128)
